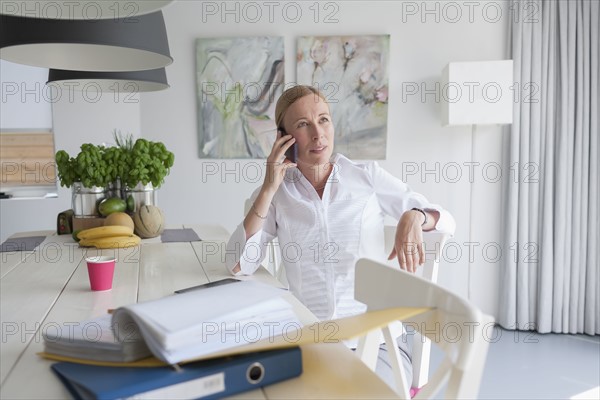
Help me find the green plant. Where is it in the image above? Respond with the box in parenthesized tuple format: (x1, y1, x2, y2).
(121, 138, 175, 188)
(55, 144, 111, 188)
(55, 150, 77, 188)
(55, 133, 174, 189)
(102, 145, 124, 185)
(113, 129, 133, 152)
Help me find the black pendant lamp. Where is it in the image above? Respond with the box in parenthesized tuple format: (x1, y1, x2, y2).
(0, 11, 172, 71)
(47, 68, 169, 92)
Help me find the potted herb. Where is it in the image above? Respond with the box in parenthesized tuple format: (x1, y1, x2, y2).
(55, 144, 112, 189)
(110, 131, 174, 189)
(112, 132, 175, 212)
(55, 133, 175, 215)
(55, 144, 113, 217)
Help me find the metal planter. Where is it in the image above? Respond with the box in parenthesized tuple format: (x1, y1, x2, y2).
(71, 182, 106, 217)
(124, 183, 157, 213)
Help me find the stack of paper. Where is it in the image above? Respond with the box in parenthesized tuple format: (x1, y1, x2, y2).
(112, 280, 301, 364)
(44, 280, 302, 365)
(43, 314, 151, 363)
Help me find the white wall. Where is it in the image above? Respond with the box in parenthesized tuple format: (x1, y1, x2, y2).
(0, 1, 508, 317)
(0, 92, 140, 242)
(0, 60, 52, 129)
(140, 0, 508, 316)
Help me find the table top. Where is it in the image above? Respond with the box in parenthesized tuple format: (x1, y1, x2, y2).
(0, 225, 398, 399)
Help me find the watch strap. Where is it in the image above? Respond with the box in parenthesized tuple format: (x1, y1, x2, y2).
(411, 208, 427, 226)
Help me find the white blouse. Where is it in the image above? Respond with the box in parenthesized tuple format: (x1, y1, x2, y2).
(226, 153, 456, 321)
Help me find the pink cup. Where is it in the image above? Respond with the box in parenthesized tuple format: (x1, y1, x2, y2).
(86, 256, 116, 291)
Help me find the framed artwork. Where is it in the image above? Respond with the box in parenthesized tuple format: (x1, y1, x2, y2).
(297, 35, 390, 159)
(196, 36, 284, 158)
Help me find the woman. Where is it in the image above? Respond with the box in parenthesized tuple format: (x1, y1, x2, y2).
(226, 85, 456, 384)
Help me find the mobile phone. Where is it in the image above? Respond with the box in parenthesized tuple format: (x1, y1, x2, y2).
(285, 143, 297, 163)
(279, 128, 297, 163)
(174, 278, 240, 294)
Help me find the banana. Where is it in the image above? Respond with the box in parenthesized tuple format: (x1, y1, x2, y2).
(77, 225, 134, 240)
(79, 235, 141, 249)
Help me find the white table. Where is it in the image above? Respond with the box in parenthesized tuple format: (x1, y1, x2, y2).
(0, 225, 398, 399)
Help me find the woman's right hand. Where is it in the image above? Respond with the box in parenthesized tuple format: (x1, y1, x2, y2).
(263, 132, 296, 194)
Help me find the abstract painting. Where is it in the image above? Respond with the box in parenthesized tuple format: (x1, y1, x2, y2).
(297, 35, 390, 159)
(196, 37, 284, 158)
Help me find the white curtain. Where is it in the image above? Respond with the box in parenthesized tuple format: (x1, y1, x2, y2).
(500, 0, 599, 334)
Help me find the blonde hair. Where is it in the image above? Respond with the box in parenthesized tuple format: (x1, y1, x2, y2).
(275, 85, 328, 131)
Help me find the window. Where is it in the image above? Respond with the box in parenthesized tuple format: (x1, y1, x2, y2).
(1, 60, 56, 198)
(0, 131, 57, 197)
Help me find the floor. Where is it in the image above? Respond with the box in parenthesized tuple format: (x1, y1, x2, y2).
(426, 326, 600, 399)
(478, 327, 600, 399)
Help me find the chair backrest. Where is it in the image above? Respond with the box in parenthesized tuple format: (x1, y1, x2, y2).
(383, 228, 451, 389)
(354, 258, 493, 399)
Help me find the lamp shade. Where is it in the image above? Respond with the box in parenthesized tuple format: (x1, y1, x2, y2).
(0, 11, 172, 71)
(441, 60, 513, 126)
(47, 68, 169, 92)
(0, 1, 174, 19)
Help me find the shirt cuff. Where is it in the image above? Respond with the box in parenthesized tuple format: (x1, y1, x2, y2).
(426, 208, 456, 236)
(225, 222, 266, 275)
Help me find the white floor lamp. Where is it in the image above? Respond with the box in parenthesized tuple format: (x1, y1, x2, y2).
(441, 60, 513, 298)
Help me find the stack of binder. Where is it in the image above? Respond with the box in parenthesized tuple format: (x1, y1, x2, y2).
(42, 280, 305, 399)
(52, 347, 302, 400)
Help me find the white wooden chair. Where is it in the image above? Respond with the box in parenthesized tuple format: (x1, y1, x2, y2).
(354, 258, 493, 399)
(384, 228, 451, 391)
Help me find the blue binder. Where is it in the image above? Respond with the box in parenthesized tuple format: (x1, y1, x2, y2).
(51, 347, 302, 400)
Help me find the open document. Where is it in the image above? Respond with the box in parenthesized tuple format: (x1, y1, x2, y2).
(43, 281, 302, 365)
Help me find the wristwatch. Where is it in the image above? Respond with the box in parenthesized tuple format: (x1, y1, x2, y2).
(411, 208, 427, 226)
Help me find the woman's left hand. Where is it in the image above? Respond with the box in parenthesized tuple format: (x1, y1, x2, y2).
(387, 210, 425, 273)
